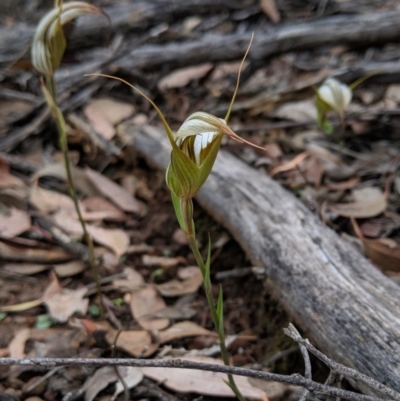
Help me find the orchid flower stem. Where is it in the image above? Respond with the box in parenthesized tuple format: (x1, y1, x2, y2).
(180, 199, 247, 401)
(44, 76, 103, 318)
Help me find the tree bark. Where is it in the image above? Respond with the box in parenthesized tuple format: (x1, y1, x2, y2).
(3, 8, 400, 70)
(130, 124, 400, 395)
(116, 10, 400, 71)
(0, 0, 253, 65)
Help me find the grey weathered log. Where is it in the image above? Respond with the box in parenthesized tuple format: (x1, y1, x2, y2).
(0, 0, 254, 65)
(129, 125, 400, 395)
(3, 9, 400, 70)
(117, 10, 400, 71)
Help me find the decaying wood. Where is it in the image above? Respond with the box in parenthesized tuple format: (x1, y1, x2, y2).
(117, 11, 400, 71)
(3, 9, 400, 71)
(130, 125, 400, 395)
(0, 0, 254, 65)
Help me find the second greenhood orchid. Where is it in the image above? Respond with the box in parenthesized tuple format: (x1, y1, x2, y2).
(31, 1, 106, 77)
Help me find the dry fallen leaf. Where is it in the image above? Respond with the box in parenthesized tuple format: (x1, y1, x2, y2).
(363, 238, 400, 272)
(260, 0, 280, 23)
(84, 366, 143, 401)
(0, 168, 27, 189)
(302, 156, 325, 187)
(159, 321, 214, 344)
(352, 219, 400, 272)
(273, 100, 317, 123)
(8, 328, 30, 358)
(29, 186, 75, 214)
(32, 163, 99, 197)
(45, 287, 88, 323)
(106, 328, 156, 357)
(2, 263, 49, 275)
(0, 240, 71, 263)
(81, 196, 127, 221)
(85, 167, 142, 213)
(385, 84, 400, 103)
(270, 150, 340, 177)
(328, 188, 387, 218)
(84, 98, 135, 140)
(142, 356, 269, 400)
(53, 260, 86, 277)
(130, 284, 170, 330)
(53, 211, 129, 258)
(113, 267, 145, 292)
(248, 378, 286, 401)
(158, 63, 213, 90)
(0, 208, 31, 239)
(156, 266, 203, 297)
(142, 255, 181, 270)
(0, 272, 61, 312)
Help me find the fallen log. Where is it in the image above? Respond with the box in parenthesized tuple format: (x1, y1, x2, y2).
(118, 10, 400, 71)
(3, 9, 400, 71)
(130, 124, 400, 395)
(0, 0, 254, 66)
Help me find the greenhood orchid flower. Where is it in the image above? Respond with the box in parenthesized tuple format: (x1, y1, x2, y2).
(315, 72, 376, 133)
(86, 35, 261, 203)
(31, 1, 105, 77)
(167, 110, 261, 200)
(315, 77, 353, 133)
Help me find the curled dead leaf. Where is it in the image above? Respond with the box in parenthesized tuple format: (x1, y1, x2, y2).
(363, 238, 400, 272)
(130, 284, 170, 330)
(45, 287, 88, 323)
(159, 321, 214, 344)
(156, 266, 203, 297)
(53, 211, 129, 258)
(85, 167, 142, 214)
(142, 356, 269, 400)
(0, 240, 71, 263)
(0, 208, 31, 239)
(328, 189, 387, 218)
(105, 328, 156, 357)
(158, 63, 213, 90)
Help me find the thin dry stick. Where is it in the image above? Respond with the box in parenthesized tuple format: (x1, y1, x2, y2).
(284, 324, 400, 401)
(0, 357, 390, 401)
(291, 325, 312, 401)
(112, 329, 129, 401)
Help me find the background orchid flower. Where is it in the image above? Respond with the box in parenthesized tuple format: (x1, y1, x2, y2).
(315, 77, 352, 133)
(31, 1, 105, 77)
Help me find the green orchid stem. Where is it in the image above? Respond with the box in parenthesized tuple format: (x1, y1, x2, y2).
(45, 76, 103, 318)
(181, 199, 247, 401)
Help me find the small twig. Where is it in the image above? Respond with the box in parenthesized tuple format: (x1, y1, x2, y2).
(35, 216, 90, 263)
(261, 346, 299, 367)
(24, 366, 64, 393)
(112, 330, 130, 401)
(291, 326, 312, 401)
(0, 357, 391, 401)
(67, 112, 121, 156)
(284, 323, 400, 401)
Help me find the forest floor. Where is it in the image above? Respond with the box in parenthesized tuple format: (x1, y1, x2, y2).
(0, 0, 400, 400)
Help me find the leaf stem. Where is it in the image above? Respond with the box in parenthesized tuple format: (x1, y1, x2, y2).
(181, 199, 247, 401)
(44, 76, 103, 317)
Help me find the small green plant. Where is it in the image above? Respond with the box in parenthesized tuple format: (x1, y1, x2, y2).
(315, 77, 352, 134)
(31, 0, 108, 315)
(88, 35, 262, 401)
(315, 73, 376, 134)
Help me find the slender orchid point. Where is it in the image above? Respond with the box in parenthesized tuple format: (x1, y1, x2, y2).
(224, 33, 254, 123)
